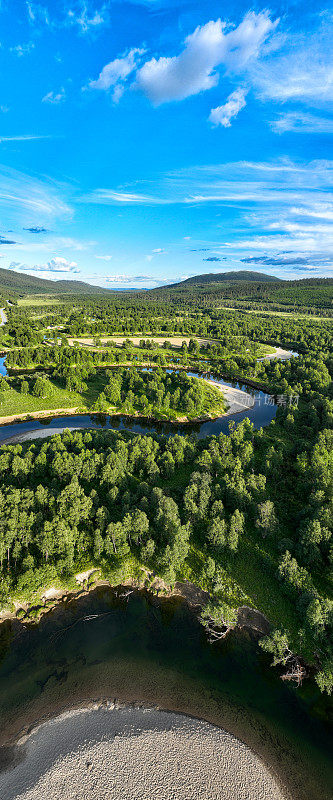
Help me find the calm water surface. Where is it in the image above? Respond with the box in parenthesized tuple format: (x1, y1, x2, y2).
(0, 589, 332, 800)
(0, 373, 277, 444)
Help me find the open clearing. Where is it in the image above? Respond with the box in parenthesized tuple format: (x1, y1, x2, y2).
(67, 335, 212, 348)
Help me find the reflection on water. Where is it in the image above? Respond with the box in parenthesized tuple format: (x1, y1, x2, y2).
(0, 589, 332, 800)
(0, 373, 277, 445)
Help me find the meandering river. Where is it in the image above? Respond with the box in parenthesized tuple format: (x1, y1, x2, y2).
(1, 346, 330, 800)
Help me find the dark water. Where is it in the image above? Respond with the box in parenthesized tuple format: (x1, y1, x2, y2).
(0, 374, 277, 445)
(0, 589, 332, 799)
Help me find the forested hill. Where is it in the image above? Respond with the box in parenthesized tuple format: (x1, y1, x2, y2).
(151, 274, 333, 313)
(0, 266, 109, 299)
(168, 270, 280, 287)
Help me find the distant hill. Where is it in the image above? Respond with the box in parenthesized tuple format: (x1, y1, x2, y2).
(0, 267, 109, 298)
(168, 270, 280, 288)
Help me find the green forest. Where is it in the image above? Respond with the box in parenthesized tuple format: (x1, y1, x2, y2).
(0, 271, 332, 695)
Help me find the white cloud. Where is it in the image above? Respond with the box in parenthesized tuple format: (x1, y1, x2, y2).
(27, 1, 109, 34)
(250, 15, 333, 104)
(42, 88, 66, 104)
(209, 88, 247, 127)
(9, 257, 80, 274)
(10, 42, 35, 57)
(135, 12, 277, 104)
(82, 189, 165, 204)
(270, 111, 333, 134)
(0, 165, 72, 223)
(105, 274, 163, 284)
(26, 2, 50, 26)
(83, 159, 333, 209)
(66, 2, 109, 33)
(86, 48, 145, 101)
(95, 254, 113, 261)
(0, 135, 53, 143)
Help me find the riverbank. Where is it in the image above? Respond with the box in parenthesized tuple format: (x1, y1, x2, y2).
(0, 375, 259, 429)
(0, 704, 288, 800)
(0, 567, 270, 637)
(0, 587, 331, 800)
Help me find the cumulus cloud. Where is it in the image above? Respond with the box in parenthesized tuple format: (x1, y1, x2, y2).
(42, 88, 66, 104)
(135, 12, 277, 104)
(86, 48, 145, 101)
(209, 88, 247, 127)
(203, 256, 222, 262)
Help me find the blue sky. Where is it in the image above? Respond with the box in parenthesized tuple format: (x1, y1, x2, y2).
(0, 0, 332, 288)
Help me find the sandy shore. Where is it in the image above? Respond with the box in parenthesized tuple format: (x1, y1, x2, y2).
(204, 378, 255, 414)
(0, 704, 287, 800)
(260, 347, 297, 361)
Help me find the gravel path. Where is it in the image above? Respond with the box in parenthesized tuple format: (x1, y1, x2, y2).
(0, 705, 287, 800)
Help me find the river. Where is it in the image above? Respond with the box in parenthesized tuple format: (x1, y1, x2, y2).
(0, 371, 277, 444)
(0, 588, 332, 800)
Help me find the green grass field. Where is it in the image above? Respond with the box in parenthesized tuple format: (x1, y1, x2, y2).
(0, 372, 227, 420)
(18, 294, 62, 307)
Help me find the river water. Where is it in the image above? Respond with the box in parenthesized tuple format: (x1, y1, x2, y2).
(0, 589, 332, 800)
(0, 371, 276, 445)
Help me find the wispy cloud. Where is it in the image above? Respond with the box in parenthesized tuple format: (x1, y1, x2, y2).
(0, 135, 53, 143)
(42, 88, 66, 104)
(0, 165, 72, 224)
(10, 42, 35, 57)
(0, 235, 16, 245)
(82, 189, 166, 204)
(270, 111, 333, 134)
(83, 159, 333, 208)
(209, 88, 247, 128)
(23, 226, 49, 233)
(66, 2, 110, 33)
(9, 256, 80, 273)
(27, 1, 109, 33)
(26, 2, 50, 26)
(95, 253, 112, 261)
(250, 15, 333, 104)
(105, 273, 169, 285)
